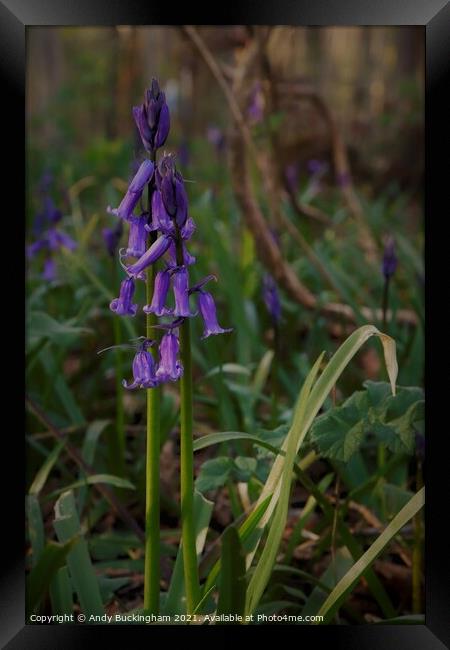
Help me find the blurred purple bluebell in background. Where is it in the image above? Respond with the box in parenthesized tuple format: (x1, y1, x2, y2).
(103, 220, 124, 258)
(381, 235, 398, 329)
(206, 125, 225, 156)
(382, 236, 398, 279)
(248, 81, 264, 123)
(27, 175, 77, 281)
(262, 273, 281, 325)
(307, 159, 328, 197)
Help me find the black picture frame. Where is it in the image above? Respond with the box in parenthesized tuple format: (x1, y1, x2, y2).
(6, 0, 449, 646)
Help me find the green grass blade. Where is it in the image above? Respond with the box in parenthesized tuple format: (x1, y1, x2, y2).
(49, 566, 74, 616)
(26, 538, 79, 615)
(301, 548, 354, 617)
(194, 431, 281, 456)
(163, 490, 213, 616)
(216, 527, 246, 621)
(46, 474, 135, 501)
(245, 352, 324, 615)
(78, 420, 110, 514)
(202, 495, 271, 596)
(40, 351, 85, 425)
(316, 487, 425, 623)
(53, 490, 104, 616)
(283, 472, 334, 565)
(26, 495, 45, 567)
(246, 325, 398, 569)
(28, 440, 65, 496)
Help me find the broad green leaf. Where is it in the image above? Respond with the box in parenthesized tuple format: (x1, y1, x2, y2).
(233, 457, 257, 482)
(195, 457, 234, 493)
(308, 404, 366, 462)
(310, 382, 424, 460)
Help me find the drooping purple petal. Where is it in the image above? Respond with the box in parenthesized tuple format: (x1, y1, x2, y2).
(181, 217, 196, 241)
(110, 277, 138, 316)
(129, 159, 154, 193)
(146, 190, 175, 235)
(167, 241, 196, 268)
(189, 274, 216, 295)
(143, 269, 172, 316)
(126, 234, 172, 277)
(126, 215, 148, 258)
(197, 291, 233, 339)
(161, 173, 176, 216)
(123, 348, 159, 389)
(107, 160, 154, 221)
(155, 332, 183, 382)
(172, 267, 196, 317)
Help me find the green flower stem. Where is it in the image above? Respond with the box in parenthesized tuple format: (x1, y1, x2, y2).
(144, 161, 161, 615)
(110, 311, 126, 478)
(176, 232, 201, 614)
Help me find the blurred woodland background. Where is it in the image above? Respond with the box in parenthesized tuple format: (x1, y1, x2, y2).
(27, 26, 423, 192)
(25, 27, 425, 621)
